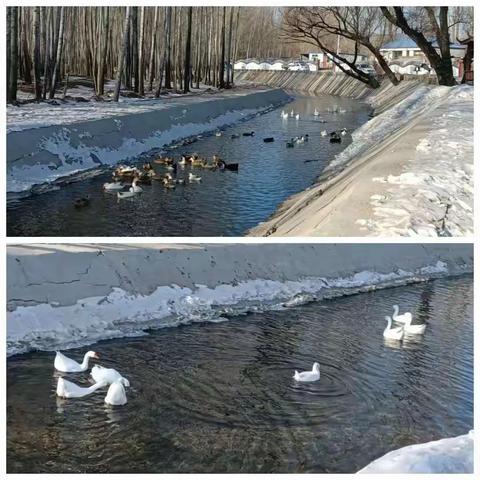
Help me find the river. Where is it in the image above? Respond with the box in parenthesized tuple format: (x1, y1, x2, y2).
(7, 93, 369, 236)
(7, 275, 473, 473)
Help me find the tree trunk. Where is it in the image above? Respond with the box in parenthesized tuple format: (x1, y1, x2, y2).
(96, 7, 109, 96)
(183, 7, 193, 93)
(225, 7, 234, 88)
(32, 7, 42, 99)
(7, 7, 19, 103)
(147, 7, 158, 91)
(131, 7, 139, 92)
(49, 6, 65, 99)
(138, 6, 145, 96)
(114, 7, 131, 102)
(164, 7, 172, 89)
(218, 7, 226, 89)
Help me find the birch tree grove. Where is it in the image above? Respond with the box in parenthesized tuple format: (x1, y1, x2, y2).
(5, 6, 315, 103)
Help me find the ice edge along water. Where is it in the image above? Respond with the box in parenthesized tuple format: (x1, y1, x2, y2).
(7, 100, 287, 194)
(7, 260, 465, 356)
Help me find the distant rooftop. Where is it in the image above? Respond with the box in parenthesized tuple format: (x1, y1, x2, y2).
(381, 36, 465, 50)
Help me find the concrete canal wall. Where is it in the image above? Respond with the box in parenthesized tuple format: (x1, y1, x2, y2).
(7, 244, 472, 355)
(7, 88, 291, 194)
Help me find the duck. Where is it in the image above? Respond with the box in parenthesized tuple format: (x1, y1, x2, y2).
(54, 350, 99, 373)
(91, 365, 130, 387)
(242, 131, 255, 137)
(179, 156, 188, 165)
(191, 157, 207, 167)
(56, 377, 107, 398)
(263, 137, 275, 143)
(73, 197, 90, 209)
(286, 139, 295, 148)
(103, 181, 124, 191)
(189, 172, 202, 182)
(105, 380, 128, 406)
(231, 133, 240, 139)
(403, 317, 427, 335)
(296, 136, 304, 144)
(321, 130, 328, 137)
(330, 133, 341, 143)
(392, 305, 413, 324)
(293, 362, 320, 382)
(383, 315, 404, 340)
(314, 108, 320, 116)
(341, 128, 348, 136)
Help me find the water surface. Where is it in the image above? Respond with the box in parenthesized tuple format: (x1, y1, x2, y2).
(7, 275, 473, 473)
(7, 93, 369, 236)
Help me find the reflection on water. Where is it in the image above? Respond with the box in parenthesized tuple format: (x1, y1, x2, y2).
(7, 93, 369, 236)
(7, 276, 473, 473)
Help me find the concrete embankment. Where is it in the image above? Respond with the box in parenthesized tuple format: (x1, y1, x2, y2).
(7, 244, 472, 355)
(7, 88, 290, 194)
(246, 77, 472, 237)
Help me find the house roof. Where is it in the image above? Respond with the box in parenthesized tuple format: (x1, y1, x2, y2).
(381, 36, 465, 50)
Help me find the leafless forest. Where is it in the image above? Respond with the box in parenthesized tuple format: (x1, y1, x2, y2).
(6, 6, 474, 104)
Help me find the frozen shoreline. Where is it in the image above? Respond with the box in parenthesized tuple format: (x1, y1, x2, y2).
(7, 87, 290, 194)
(7, 244, 472, 356)
(249, 83, 473, 237)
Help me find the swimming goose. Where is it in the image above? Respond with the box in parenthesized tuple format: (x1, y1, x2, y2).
(321, 130, 328, 137)
(105, 380, 128, 405)
(103, 182, 124, 191)
(295, 113, 300, 120)
(215, 131, 223, 137)
(314, 108, 319, 116)
(383, 315, 404, 340)
(54, 351, 99, 373)
(293, 362, 320, 382)
(130, 179, 143, 193)
(189, 173, 202, 182)
(290, 109, 294, 117)
(403, 317, 427, 335)
(91, 365, 130, 387)
(56, 377, 107, 398)
(392, 305, 412, 324)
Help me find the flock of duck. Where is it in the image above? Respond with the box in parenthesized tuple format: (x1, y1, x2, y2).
(99, 152, 237, 201)
(72, 104, 351, 208)
(53, 303, 424, 406)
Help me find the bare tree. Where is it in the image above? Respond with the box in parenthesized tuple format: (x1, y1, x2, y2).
(381, 7, 456, 86)
(114, 7, 131, 102)
(32, 7, 42, 99)
(49, 7, 65, 99)
(183, 7, 193, 93)
(284, 7, 399, 87)
(7, 7, 19, 103)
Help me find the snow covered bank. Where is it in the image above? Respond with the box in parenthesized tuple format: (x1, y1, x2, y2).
(249, 84, 473, 237)
(7, 244, 472, 356)
(7, 88, 290, 194)
(358, 431, 474, 473)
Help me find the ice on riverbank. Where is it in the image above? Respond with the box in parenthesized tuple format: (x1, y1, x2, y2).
(358, 431, 474, 473)
(7, 260, 452, 356)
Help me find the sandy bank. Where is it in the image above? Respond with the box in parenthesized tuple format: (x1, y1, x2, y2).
(249, 83, 473, 237)
(7, 243, 472, 355)
(7, 87, 290, 194)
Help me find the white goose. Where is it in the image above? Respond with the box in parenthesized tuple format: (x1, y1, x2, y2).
(321, 130, 328, 137)
(91, 365, 130, 387)
(103, 182, 123, 191)
(295, 113, 300, 120)
(189, 172, 202, 182)
(383, 315, 404, 340)
(54, 351, 99, 373)
(403, 317, 427, 335)
(392, 305, 413, 324)
(130, 179, 143, 193)
(313, 108, 320, 116)
(56, 377, 107, 398)
(105, 380, 128, 405)
(293, 362, 320, 382)
(290, 109, 294, 117)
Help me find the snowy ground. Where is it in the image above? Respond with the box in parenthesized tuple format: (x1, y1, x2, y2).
(250, 83, 473, 237)
(358, 431, 474, 473)
(8, 80, 264, 133)
(357, 86, 473, 236)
